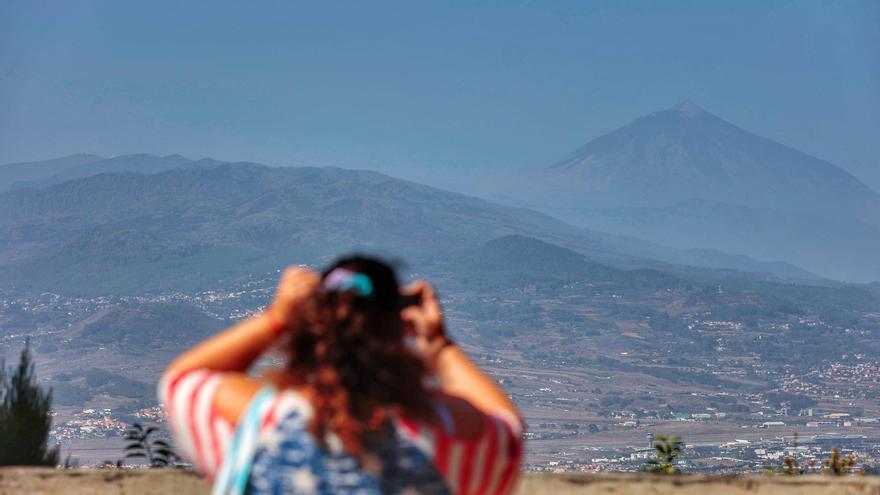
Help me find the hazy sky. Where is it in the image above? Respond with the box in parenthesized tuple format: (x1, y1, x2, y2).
(2, 1, 878, 188)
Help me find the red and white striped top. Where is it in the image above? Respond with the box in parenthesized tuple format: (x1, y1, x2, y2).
(158, 369, 524, 495)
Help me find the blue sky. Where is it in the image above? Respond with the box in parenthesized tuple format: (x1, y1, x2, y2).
(1, 1, 878, 188)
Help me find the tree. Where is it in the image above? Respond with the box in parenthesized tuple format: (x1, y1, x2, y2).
(643, 435, 685, 474)
(0, 340, 60, 466)
(123, 422, 179, 467)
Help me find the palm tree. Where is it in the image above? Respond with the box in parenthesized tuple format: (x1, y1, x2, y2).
(122, 423, 178, 467)
(643, 435, 685, 474)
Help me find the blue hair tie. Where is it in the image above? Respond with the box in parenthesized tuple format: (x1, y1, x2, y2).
(322, 268, 374, 297)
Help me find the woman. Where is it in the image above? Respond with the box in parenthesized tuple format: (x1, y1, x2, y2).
(159, 256, 523, 495)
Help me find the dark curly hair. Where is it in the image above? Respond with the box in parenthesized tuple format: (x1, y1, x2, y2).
(282, 256, 433, 455)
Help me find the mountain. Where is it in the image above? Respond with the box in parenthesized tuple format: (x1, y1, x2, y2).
(0, 159, 813, 296)
(549, 101, 880, 219)
(76, 303, 222, 350)
(2, 153, 197, 190)
(487, 102, 880, 282)
(425, 234, 686, 291)
(0, 161, 594, 295)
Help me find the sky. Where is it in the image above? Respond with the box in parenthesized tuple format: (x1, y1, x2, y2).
(1, 0, 879, 189)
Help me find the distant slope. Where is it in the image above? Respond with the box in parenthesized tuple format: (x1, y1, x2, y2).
(49, 368, 153, 406)
(574, 199, 880, 283)
(0, 160, 814, 295)
(76, 303, 222, 350)
(436, 234, 876, 310)
(8, 153, 196, 190)
(0, 154, 105, 191)
(426, 234, 686, 290)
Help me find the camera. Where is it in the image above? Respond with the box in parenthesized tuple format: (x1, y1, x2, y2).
(399, 293, 421, 308)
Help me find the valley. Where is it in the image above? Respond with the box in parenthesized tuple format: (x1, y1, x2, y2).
(3, 235, 878, 470)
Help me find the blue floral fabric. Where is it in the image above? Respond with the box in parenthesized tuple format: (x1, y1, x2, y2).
(246, 406, 451, 495)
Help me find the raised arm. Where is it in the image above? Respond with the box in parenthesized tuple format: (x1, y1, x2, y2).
(401, 282, 520, 423)
(161, 267, 319, 422)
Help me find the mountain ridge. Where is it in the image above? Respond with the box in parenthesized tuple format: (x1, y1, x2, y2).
(0, 158, 817, 296)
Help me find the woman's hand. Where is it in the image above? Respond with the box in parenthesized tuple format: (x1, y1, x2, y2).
(270, 266, 320, 324)
(401, 281, 453, 369)
(401, 280, 520, 425)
